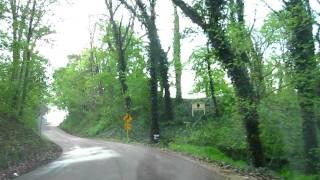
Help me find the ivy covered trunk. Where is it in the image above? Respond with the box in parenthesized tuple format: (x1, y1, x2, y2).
(117, 45, 131, 111)
(173, 0, 265, 167)
(106, 0, 132, 112)
(18, 0, 36, 117)
(205, 46, 220, 117)
(147, 19, 174, 122)
(173, 5, 183, 103)
(149, 37, 160, 143)
(207, 31, 265, 167)
(9, 0, 21, 114)
(231, 0, 266, 103)
(317, 77, 320, 130)
(286, 0, 319, 174)
(119, 0, 174, 122)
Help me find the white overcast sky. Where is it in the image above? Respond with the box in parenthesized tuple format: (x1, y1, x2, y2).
(40, 0, 286, 98)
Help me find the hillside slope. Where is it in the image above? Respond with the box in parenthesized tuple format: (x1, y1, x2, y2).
(0, 118, 61, 179)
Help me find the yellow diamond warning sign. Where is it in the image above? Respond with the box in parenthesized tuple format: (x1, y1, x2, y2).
(124, 122, 132, 130)
(123, 113, 133, 141)
(123, 113, 133, 122)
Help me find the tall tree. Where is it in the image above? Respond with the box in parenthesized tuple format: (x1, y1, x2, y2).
(118, 0, 174, 122)
(172, 0, 265, 167)
(229, 0, 266, 102)
(88, 20, 105, 98)
(2, 0, 54, 119)
(105, 0, 133, 112)
(173, 4, 182, 103)
(88, 21, 97, 75)
(9, 0, 30, 112)
(284, 0, 319, 174)
(17, 0, 37, 117)
(0, 0, 54, 124)
(117, 0, 161, 142)
(9, 0, 21, 83)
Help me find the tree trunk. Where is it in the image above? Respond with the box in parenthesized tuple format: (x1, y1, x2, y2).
(173, 5, 183, 103)
(286, 0, 319, 173)
(211, 36, 264, 166)
(173, 0, 265, 167)
(9, 0, 19, 82)
(118, 0, 173, 121)
(149, 26, 160, 143)
(18, 50, 31, 117)
(117, 0, 162, 142)
(205, 45, 220, 117)
(9, 0, 20, 111)
(106, 0, 132, 112)
(149, 43, 160, 143)
(232, 0, 266, 102)
(316, 78, 320, 130)
(147, 21, 174, 121)
(118, 51, 132, 111)
(18, 0, 36, 118)
(251, 51, 266, 101)
(9, 0, 33, 116)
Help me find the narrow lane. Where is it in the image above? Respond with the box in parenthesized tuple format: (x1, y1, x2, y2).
(16, 126, 240, 180)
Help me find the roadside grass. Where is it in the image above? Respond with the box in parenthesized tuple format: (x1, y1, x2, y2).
(280, 169, 320, 180)
(168, 143, 248, 169)
(168, 143, 320, 179)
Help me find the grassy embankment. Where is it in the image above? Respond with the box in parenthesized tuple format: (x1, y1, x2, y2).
(0, 117, 61, 179)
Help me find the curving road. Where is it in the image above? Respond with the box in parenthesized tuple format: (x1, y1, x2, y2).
(16, 126, 246, 180)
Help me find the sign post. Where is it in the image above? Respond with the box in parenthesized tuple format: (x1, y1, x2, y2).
(123, 113, 133, 141)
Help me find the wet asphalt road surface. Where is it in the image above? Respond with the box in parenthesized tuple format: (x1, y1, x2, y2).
(16, 126, 233, 180)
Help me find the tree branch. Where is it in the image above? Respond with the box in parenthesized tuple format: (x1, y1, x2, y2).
(118, 0, 146, 26)
(123, 17, 135, 51)
(135, 0, 152, 26)
(113, 3, 121, 15)
(260, 0, 282, 17)
(171, 0, 207, 30)
(248, 9, 257, 35)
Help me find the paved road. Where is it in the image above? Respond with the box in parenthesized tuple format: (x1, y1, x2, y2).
(16, 126, 240, 180)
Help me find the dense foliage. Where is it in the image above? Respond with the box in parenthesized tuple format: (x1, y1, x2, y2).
(53, 27, 151, 137)
(0, 0, 52, 127)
